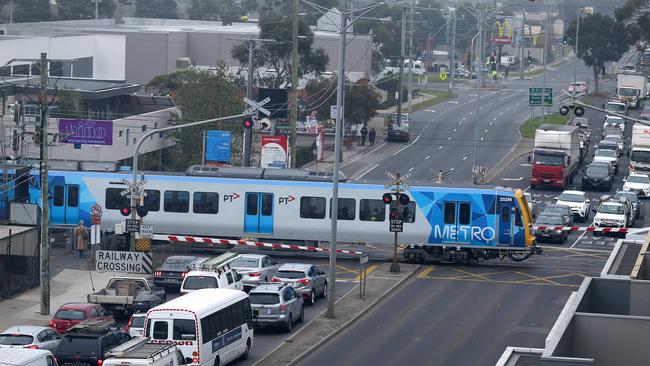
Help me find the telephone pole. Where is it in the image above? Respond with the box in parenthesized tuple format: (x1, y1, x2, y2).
(541, 9, 549, 125)
(407, 1, 414, 112)
(449, 7, 457, 96)
(396, 5, 407, 127)
(92, 0, 101, 20)
(289, 0, 299, 168)
(39, 52, 50, 316)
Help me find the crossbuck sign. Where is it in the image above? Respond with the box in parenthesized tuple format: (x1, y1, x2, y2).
(244, 97, 271, 116)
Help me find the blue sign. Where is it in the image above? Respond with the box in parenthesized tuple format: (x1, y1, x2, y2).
(211, 327, 242, 353)
(205, 131, 231, 163)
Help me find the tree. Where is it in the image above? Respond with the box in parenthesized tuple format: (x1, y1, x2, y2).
(566, 13, 632, 94)
(303, 77, 379, 124)
(189, 0, 248, 24)
(55, 88, 82, 119)
(13, 0, 51, 23)
(231, 15, 329, 88)
(57, 0, 116, 20)
(135, 0, 177, 19)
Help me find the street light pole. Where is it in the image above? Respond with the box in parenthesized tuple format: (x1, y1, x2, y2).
(473, 8, 482, 180)
(407, 0, 414, 113)
(520, 10, 526, 80)
(39, 52, 50, 316)
(572, 9, 582, 98)
(290, 0, 299, 168)
(449, 7, 456, 96)
(541, 10, 549, 125)
(396, 5, 406, 127)
(92, 0, 101, 20)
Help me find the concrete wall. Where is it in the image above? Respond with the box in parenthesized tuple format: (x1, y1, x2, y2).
(125, 32, 175, 84)
(577, 278, 631, 315)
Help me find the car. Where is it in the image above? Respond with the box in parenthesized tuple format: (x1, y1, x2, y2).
(593, 148, 619, 174)
(87, 277, 167, 316)
(603, 134, 625, 154)
(605, 101, 628, 116)
(49, 303, 111, 334)
(540, 204, 574, 227)
(570, 116, 591, 143)
(230, 254, 280, 292)
(582, 161, 614, 191)
(623, 173, 650, 198)
(602, 126, 623, 140)
(179, 252, 245, 294)
(387, 122, 410, 142)
(534, 213, 569, 243)
(124, 312, 145, 338)
(524, 192, 537, 218)
(555, 190, 591, 222)
(0, 326, 61, 351)
(0, 348, 59, 366)
(153, 255, 207, 289)
(604, 116, 625, 132)
(615, 190, 640, 219)
(593, 197, 630, 230)
(597, 140, 621, 158)
(272, 263, 328, 305)
(52, 319, 131, 366)
(568, 81, 588, 94)
(249, 283, 304, 332)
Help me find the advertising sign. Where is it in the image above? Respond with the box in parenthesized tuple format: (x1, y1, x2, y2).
(205, 130, 232, 163)
(494, 17, 514, 45)
(58, 119, 113, 145)
(260, 136, 288, 169)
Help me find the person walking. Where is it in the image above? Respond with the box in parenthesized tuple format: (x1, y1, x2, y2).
(504, 66, 509, 79)
(74, 220, 88, 258)
(368, 128, 376, 146)
(360, 125, 368, 146)
(491, 69, 498, 81)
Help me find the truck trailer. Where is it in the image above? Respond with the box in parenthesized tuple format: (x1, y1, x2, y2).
(617, 72, 648, 109)
(631, 123, 650, 171)
(530, 124, 581, 189)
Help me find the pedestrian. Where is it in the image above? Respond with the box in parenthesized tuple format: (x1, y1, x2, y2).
(492, 69, 498, 81)
(504, 66, 509, 79)
(75, 220, 88, 258)
(360, 125, 368, 146)
(369, 128, 376, 146)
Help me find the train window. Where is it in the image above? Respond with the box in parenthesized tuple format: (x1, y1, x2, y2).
(443, 203, 455, 224)
(300, 197, 326, 219)
(105, 188, 129, 209)
(359, 199, 385, 222)
(193, 192, 219, 214)
(261, 194, 273, 216)
(389, 201, 416, 223)
(515, 208, 523, 227)
(459, 203, 471, 225)
(53, 186, 64, 207)
(329, 198, 356, 220)
(143, 190, 160, 212)
(247, 194, 258, 215)
(164, 191, 189, 213)
(67, 186, 79, 207)
(501, 207, 510, 222)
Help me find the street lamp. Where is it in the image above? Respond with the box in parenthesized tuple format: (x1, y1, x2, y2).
(572, 8, 584, 102)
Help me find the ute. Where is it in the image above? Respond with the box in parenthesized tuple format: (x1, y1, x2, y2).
(530, 125, 581, 189)
(87, 277, 166, 317)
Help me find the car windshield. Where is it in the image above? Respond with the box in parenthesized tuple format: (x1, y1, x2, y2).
(558, 193, 584, 202)
(182, 276, 217, 290)
(230, 258, 260, 269)
(599, 204, 624, 215)
(276, 270, 307, 279)
(131, 316, 145, 328)
(250, 293, 281, 305)
(631, 150, 650, 163)
(619, 88, 637, 96)
(598, 143, 617, 151)
(55, 310, 86, 320)
(57, 336, 99, 354)
(607, 104, 626, 113)
(0, 334, 34, 346)
(587, 165, 609, 175)
(615, 192, 637, 203)
(534, 153, 563, 166)
(596, 150, 616, 158)
(543, 206, 568, 215)
(535, 215, 563, 225)
(605, 135, 622, 142)
(627, 175, 649, 184)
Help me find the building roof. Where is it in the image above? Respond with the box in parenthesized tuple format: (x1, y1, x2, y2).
(1, 77, 141, 100)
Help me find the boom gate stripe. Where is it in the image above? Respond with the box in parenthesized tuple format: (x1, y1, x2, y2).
(532, 226, 629, 233)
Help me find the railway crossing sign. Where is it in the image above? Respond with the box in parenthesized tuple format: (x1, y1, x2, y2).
(390, 219, 404, 233)
(137, 224, 154, 239)
(528, 87, 553, 106)
(125, 219, 140, 233)
(243, 97, 271, 116)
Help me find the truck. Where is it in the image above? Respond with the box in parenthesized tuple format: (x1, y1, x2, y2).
(630, 123, 650, 171)
(530, 124, 581, 189)
(87, 277, 166, 316)
(617, 71, 648, 109)
(104, 337, 186, 366)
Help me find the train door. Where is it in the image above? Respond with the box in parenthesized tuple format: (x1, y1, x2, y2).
(497, 195, 515, 245)
(244, 192, 274, 234)
(442, 201, 472, 243)
(50, 184, 80, 225)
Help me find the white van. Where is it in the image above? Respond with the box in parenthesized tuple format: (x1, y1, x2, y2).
(0, 348, 58, 366)
(103, 337, 187, 366)
(180, 253, 244, 294)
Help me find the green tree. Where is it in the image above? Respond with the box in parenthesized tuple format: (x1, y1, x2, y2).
(566, 13, 632, 94)
(55, 88, 82, 118)
(135, 0, 177, 19)
(13, 0, 51, 23)
(303, 77, 379, 124)
(57, 0, 116, 20)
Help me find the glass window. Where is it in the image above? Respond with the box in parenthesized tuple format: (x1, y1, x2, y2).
(359, 199, 386, 222)
(226, 272, 233, 285)
(141, 125, 147, 132)
(231, 303, 244, 327)
(105, 188, 129, 210)
(193, 192, 219, 214)
(164, 191, 189, 213)
(54, 310, 85, 320)
(173, 319, 196, 340)
(329, 198, 356, 220)
(261, 194, 273, 216)
(247, 193, 258, 215)
(389, 201, 416, 223)
(143, 190, 160, 212)
(89, 308, 98, 318)
(182, 276, 218, 289)
(53, 186, 64, 207)
(459, 203, 471, 225)
(221, 307, 233, 332)
(444, 202, 456, 224)
(0, 334, 34, 346)
(153, 321, 168, 340)
(300, 197, 326, 219)
(242, 299, 252, 323)
(67, 186, 79, 207)
(501, 207, 510, 222)
(515, 208, 523, 227)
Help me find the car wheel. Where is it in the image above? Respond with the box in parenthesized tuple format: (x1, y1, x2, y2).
(239, 339, 251, 361)
(214, 356, 220, 366)
(284, 315, 293, 333)
(297, 306, 304, 323)
(321, 282, 328, 298)
(307, 290, 316, 305)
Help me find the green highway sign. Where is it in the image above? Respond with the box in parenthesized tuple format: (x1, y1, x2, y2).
(528, 87, 553, 106)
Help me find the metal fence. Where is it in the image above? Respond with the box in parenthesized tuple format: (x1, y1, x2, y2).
(0, 226, 39, 299)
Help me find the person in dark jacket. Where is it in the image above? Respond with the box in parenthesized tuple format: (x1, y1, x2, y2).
(368, 128, 376, 146)
(360, 125, 368, 145)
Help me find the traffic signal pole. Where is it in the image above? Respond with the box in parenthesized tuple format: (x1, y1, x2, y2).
(39, 52, 50, 316)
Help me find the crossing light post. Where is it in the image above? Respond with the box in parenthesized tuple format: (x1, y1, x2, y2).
(384, 172, 409, 273)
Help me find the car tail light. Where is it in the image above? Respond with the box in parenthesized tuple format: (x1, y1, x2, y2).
(297, 279, 310, 286)
(125, 316, 133, 332)
(48, 320, 55, 328)
(24, 345, 39, 349)
(97, 359, 103, 365)
(279, 303, 287, 313)
(192, 358, 199, 364)
(154, 271, 162, 277)
(271, 277, 280, 282)
(248, 272, 261, 277)
(181, 272, 188, 278)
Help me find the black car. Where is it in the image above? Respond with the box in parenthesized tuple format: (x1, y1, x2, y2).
(597, 140, 621, 156)
(582, 162, 614, 191)
(540, 204, 574, 226)
(153, 255, 206, 289)
(53, 319, 131, 366)
(534, 213, 568, 243)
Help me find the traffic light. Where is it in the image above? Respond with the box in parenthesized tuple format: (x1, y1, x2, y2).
(382, 193, 410, 205)
(562, 35, 568, 44)
(243, 115, 254, 129)
(120, 206, 131, 217)
(136, 205, 148, 218)
(382, 193, 393, 204)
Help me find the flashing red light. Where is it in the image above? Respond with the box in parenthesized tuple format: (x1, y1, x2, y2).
(120, 207, 131, 217)
(382, 193, 393, 204)
(243, 116, 254, 129)
(248, 272, 261, 277)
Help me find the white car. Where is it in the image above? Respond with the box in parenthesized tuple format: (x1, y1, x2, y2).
(568, 81, 587, 94)
(604, 116, 625, 131)
(555, 190, 591, 222)
(593, 200, 629, 229)
(0, 326, 61, 351)
(623, 173, 650, 198)
(230, 254, 280, 291)
(593, 149, 619, 174)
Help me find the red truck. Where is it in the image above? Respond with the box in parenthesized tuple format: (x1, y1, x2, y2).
(530, 124, 581, 189)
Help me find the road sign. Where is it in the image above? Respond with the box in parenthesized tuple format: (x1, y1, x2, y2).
(528, 87, 553, 106)
(243, 97, 271, 116)
(138, 224, 154, 239)
(96, 250, 152, 274)
(90, 224, 101, 245)
(125, 219, 140, 233)
(360, 254, 369, 265)
(439, 71, 448, 80)
(90, 203, 102, 216)
(390, 219, 404, 233)
(330, 105, 338, 119)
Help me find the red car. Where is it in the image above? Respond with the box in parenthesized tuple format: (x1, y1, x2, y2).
(49, 303, 110, 334)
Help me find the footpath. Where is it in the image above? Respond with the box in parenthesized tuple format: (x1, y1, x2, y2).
(255, 263, 419, 366)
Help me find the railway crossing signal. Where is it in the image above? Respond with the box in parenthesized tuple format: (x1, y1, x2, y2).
(384, 171, 410, 273)
(120, 207, 131, 217)
(243, 115, 254, 129)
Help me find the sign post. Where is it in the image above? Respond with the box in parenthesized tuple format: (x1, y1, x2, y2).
(359, 254, 369, 300)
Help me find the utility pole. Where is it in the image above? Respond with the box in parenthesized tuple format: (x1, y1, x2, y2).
(572, 9, 582, 102)
(473, 8, 482, 180)
(396, 5, 407, 127)
(449, 7, 456, 96)
(92, 0, 101, 20)
(289, 0, 299, 168)
(243, 41, 255, 168)
(541, 9, 549, 125)
(407, 1, 414, 112)
(519, 10, 525, 80)
(9, 0, 13, 24)
(39, 52, 50, 316)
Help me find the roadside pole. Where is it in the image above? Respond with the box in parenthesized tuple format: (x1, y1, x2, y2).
(396, 5, 406, 127)
(541, 10, 549, 125)
(473, 8, 482, 180)
(407, 0, 414, 113)
(385, 172, 409, 273)
(571, 9, 582, 105)
(39, 52, 50, 315)
(520, 10, 525, 80)
(289, 0, 299, 168)
(449, 7, 456, 96)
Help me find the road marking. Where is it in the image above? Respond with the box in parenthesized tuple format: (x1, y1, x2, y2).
(480, 137, 484, 141)
(408, 167, 415, 172)
(354, 264, 380, 281)
(418, 266, 435, 278)
(499, 112, 504, 115)
(502, 177, 524, 181)
(459, 121, 462, 125)
(448, 136, 452, 140)
(425, 155, 431, 160)
(453, 128, 457, 132)
(489, 122, 493, 126)
(438, 145, 443, 150)
(484, 129, 488, 133)
(462, 156, 468, 160)
(571, 230, 589, 249)
(391, 133, 422, 156)
(354, 164, 379, 181)
(520, 163, 532, 167)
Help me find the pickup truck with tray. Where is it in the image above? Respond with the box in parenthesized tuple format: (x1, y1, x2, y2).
(88, 277, 166, 317)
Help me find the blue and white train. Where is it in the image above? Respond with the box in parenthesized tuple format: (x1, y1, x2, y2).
(18, 166, 539, 263)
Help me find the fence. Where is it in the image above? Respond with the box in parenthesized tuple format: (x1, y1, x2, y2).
(0, 226, 39, 298)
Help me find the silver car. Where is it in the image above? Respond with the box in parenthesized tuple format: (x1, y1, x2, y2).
(230, 254, 280, 291)
(249, 283, 304, 332)
(272, 263, 328, 305)
(0, 326, 62, 351)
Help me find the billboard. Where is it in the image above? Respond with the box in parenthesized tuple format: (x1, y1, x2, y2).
(258, 88, 289, 119)
(58, 119, 113, 145)
(205, 130, 232, 163)
(260, 136, 288, 169)
(494, 17, 514, 45)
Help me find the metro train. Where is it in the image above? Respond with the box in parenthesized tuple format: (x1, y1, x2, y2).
(17, 166, 540, 263)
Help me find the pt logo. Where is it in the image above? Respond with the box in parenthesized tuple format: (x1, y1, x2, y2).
(223, 193, 240, 202)
(279, 195, 295, 205)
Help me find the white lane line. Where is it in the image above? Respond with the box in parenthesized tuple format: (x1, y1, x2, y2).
(391, 133, 422, 156)
(499, 112, 504, 115)
(354, 164, 379, 181)
(425, 155, 431, 160)
(489, 122, 493, 126)
(453, 128, 457, 132)
(438, 145, 443, 150)
(462, 156, 468, 160)
(571, 230, 589, 249)
(408, 167, 415, 172)
(484, 129, 488, 133)
(448, 136, 452, 140)
(480, 137, 484, 141)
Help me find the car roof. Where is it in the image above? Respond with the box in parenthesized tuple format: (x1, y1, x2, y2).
(560, 190, 585, 196)
(164, 255, 197, 262)
(1, 326, 49, 336)
(544, 204, 569, 209)
(250, 284, 286, 293)
(185, 270, 220, 277)
(278, 263, 312, 271)
(235, 254, 266, 259)
(57, 302, 97, 311)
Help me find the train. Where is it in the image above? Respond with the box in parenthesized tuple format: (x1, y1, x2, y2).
(6, 165, 541, 263)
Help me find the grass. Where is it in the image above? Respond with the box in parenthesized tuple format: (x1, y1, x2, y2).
(412, 90, 457, 111)
(426, 74, 450, 83)
(520, 113, 570, 139)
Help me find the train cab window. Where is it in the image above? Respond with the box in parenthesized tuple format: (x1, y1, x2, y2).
(105, 188, 129, 209)
(515, 208, 523, 227)
(444, 203, 455, 224)
(329, 198, 356, 220)
(67, 186, 79, 207)
(193, 192, 219, 214)
(501, 207, 510, 222)
(459, 203, 471, 225)
(389, 201, 416, 223)
(164, 191, 190, 213)
(143, 190, 160, 212)
(300, 197, 326, 219)
(360, 199, 385, 222)
(53, 186, 64, 207)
